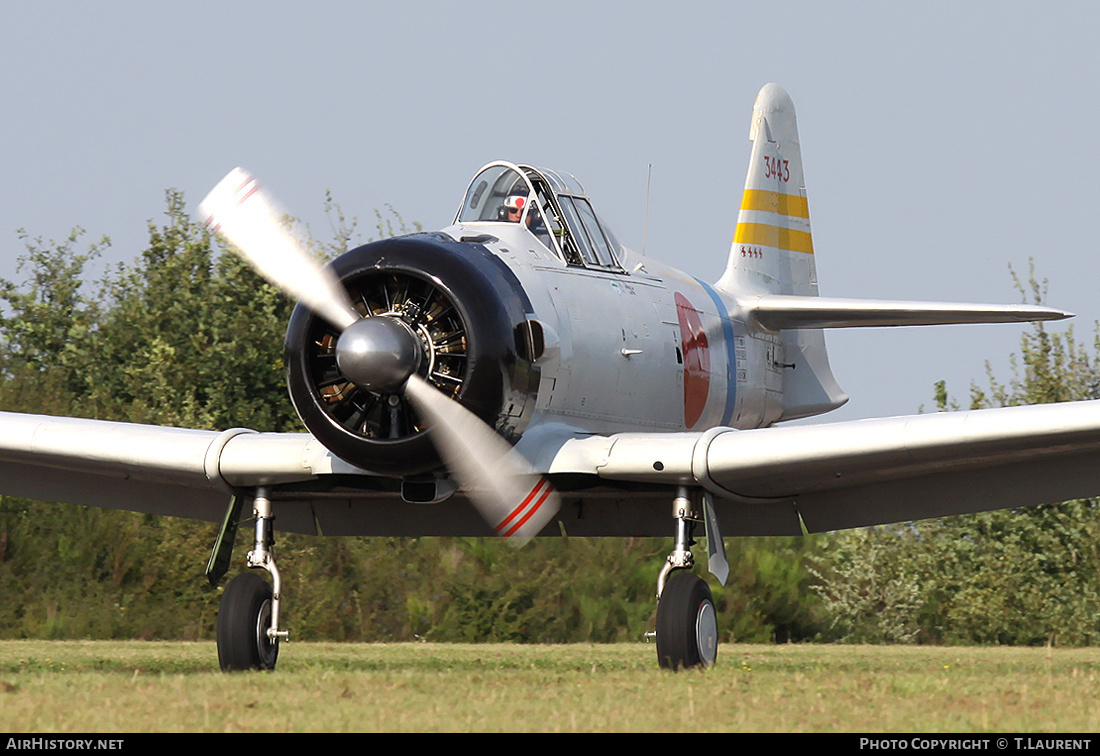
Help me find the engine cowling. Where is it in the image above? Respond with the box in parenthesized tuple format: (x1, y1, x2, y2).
(284, 233, 540, 476)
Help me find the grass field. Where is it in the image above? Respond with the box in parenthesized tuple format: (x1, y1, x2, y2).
(0, 640, 1097, 732)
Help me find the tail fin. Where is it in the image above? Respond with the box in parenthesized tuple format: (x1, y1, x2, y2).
(718, 83, 816, 296)
(715, 85, 1072, 423)
(718, 84, 846, 421)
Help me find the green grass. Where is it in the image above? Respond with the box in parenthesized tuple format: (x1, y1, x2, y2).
(0, 641, 1097, 732)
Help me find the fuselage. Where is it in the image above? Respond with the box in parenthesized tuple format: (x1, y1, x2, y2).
(441, 219, 786, 436)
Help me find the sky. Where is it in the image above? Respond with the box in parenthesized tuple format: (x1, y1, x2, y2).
(4, 1, 1099, 425)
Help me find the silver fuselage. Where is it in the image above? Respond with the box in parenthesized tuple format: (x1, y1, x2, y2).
(443, 220, 785, 437)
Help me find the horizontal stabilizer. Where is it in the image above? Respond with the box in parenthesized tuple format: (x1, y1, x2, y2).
(742, 294, 1072, 331)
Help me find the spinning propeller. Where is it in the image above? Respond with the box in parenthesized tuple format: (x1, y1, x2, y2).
(199, 168, 559, 543)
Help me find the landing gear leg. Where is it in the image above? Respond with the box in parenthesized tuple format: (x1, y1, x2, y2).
(216, 487, 289, 671)
(655, 486, 718, 671)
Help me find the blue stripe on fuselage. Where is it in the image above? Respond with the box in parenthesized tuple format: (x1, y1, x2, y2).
(694, 279, 736, 426)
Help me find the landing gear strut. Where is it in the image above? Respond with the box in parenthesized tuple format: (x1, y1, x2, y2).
(215, 488, 288, 671)
(655, 486, 718, 671)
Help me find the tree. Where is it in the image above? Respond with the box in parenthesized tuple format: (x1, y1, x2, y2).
(0, 228, 107, 415)
(809, 528, 921, 643)
(81, 190, 299, 431)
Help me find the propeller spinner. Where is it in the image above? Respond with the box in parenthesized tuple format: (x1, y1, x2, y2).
(334, 315, 422, 393)
(198, 168, 559, 543)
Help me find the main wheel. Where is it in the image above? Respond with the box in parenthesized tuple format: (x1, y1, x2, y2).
(656, 571, 718, 671)
(217, 572, 279, 672)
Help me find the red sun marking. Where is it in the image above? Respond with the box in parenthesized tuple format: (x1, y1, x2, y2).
(674, 292, 710, 428)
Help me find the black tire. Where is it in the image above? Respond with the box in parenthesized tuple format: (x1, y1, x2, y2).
(217, 573, 279, 672)
(656, 571, 718, 671)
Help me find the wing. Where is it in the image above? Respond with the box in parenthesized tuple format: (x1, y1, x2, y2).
(9, 400, 1100, 540)
(0, 411, 509, 538)
(548, 400, 1100, 536)
(0, 411, 382, 535)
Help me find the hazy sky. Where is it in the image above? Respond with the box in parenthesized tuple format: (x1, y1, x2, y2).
(4, 1, 1099, 424)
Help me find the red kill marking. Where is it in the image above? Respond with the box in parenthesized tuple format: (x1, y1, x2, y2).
(674, 292, 710, 428)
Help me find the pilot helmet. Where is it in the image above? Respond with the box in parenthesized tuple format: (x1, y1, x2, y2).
(500, 190, 529, 221)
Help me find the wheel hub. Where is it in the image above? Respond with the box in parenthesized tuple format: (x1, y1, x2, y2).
(695, 600, 718, 666)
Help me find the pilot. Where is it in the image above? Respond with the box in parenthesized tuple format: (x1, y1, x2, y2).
(501, 190, 551, 247)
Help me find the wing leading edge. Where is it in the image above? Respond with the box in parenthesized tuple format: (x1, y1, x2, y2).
(549, 400, 1100, 534)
